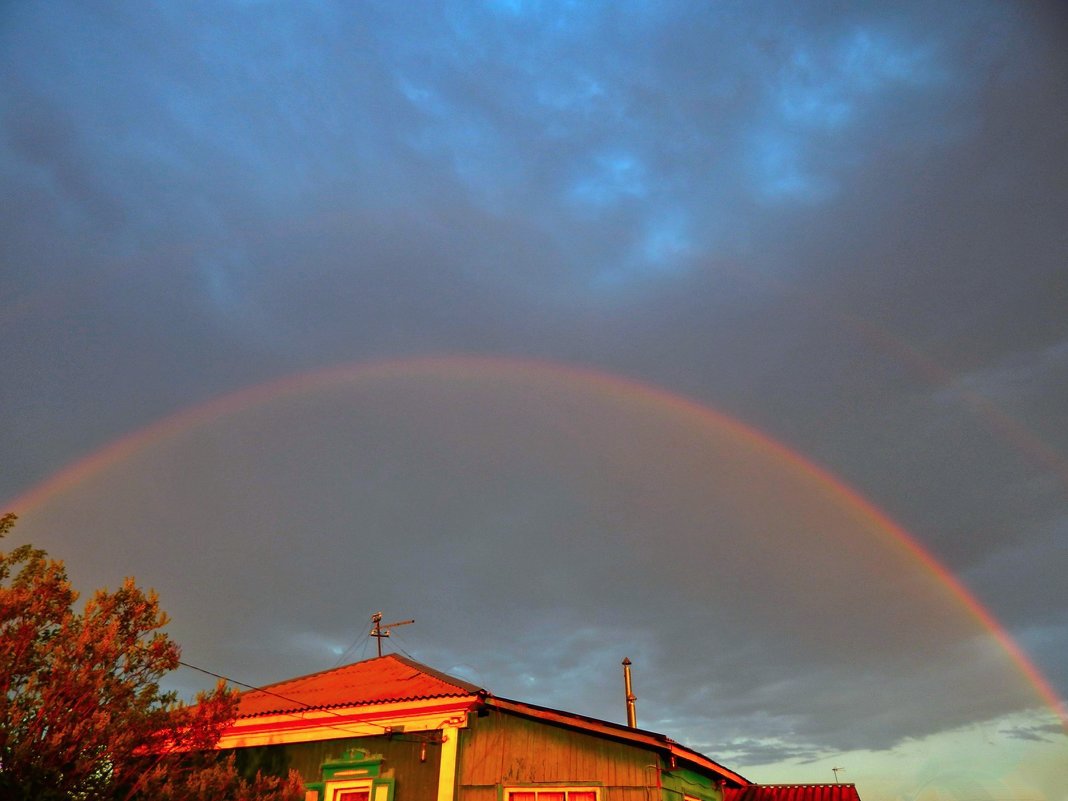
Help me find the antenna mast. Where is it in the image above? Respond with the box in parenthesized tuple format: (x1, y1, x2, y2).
(370, 611, 415, 657)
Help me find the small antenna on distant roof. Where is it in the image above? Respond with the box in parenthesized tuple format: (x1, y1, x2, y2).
(370, 611, 415, 658)
(832, 767, 845, 784)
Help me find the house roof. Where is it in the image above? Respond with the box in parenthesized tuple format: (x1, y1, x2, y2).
(231, 654, 748, 787)
(723, 785, 862, 801)
(235, 653, 485, 717)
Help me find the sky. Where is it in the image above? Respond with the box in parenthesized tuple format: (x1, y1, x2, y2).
(2, 2, 1067, 799)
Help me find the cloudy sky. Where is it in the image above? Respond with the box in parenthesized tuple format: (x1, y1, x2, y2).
(2, 2, 1067, 799)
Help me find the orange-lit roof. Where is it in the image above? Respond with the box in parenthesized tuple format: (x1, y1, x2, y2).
(230, 654, 749, 787)
(723, 785, 862, 801)
(235, 653, 485, 717)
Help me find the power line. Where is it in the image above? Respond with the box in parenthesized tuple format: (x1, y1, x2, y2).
(179, 657, 393, 739)
(387, 627, 419, 662)
(334, 617, 375, 667)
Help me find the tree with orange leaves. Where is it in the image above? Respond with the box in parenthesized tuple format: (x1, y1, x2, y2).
(0, 512, 302, 801)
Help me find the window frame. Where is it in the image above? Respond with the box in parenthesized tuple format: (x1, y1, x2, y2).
(325, 780, 373, 801)
(503, 786, 602, 801)
(304, 749, 395, 801)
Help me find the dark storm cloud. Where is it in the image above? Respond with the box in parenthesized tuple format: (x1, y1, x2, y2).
(2, 0, 1067, 774)
(1001, 721, 1068, 743)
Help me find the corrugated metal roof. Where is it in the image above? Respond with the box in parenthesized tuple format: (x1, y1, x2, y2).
(229, 654, 755, 789)
(235, 653, 485, 718)
(723, 785, 862, 801)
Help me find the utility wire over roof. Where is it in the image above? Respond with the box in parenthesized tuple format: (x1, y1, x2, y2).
(229, 654, 749, 787)
(235, 654, 485, 717)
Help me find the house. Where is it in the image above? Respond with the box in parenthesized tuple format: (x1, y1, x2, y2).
(216, 654, 860, 801)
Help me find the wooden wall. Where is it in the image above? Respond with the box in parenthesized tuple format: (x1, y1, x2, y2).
(227, 714, 723, 801)
(457, 709, 665, 801)
(228, 733, 442, 801)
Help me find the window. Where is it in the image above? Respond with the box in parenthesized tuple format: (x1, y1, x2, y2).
(314, 779, 393, 801)
(304, 750, 394, 801)
(506, 788, 599, 801)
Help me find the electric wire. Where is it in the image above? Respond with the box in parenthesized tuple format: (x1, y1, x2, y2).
(334, 617, 375, 667)
(178, 657, 448, 746)
(177, 659, 391, 738)
(177, 615, 426, 744)
(358, 625, 373, 661)
(387, 628, 419, 662)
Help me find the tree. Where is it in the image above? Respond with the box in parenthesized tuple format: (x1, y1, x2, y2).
(0, 513, 303, 801)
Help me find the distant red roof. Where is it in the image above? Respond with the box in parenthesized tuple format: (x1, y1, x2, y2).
(723, 785, 861, 801)
(236, 653, 485, 717)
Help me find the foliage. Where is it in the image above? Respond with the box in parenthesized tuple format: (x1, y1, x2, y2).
(0, 513, 303, 801)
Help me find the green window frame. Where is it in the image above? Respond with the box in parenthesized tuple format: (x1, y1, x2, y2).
(305, 749, 395, 801)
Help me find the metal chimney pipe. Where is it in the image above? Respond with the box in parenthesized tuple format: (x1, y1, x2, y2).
(622, 657, 637, 728)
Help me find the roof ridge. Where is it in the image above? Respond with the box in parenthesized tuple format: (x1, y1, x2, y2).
(243, 652, 482, 696)
(487, 694, 671, 740)
(387, 653, 487, 695)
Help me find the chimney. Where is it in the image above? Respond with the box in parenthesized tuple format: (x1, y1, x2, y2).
(622, 657, 637, 728)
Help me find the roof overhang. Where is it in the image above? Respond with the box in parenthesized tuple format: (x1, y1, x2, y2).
(217, 694, 482, 749)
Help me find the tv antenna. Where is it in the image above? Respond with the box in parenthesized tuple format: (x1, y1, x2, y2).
(831, 767, 845, 784)
(370, 612, 415, 657)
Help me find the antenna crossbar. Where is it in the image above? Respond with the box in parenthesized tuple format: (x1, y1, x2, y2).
(370, 612, 415, 657)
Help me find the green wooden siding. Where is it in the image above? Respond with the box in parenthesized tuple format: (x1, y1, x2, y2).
(227, 733, 442, 801)
(660, 767, 722, 801)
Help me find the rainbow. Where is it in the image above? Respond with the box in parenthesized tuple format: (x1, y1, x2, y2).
(4, 354, 1064, 727)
